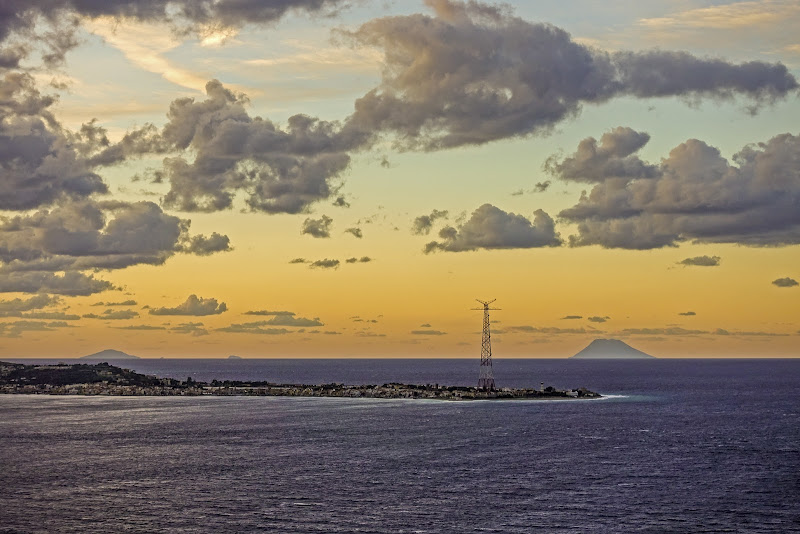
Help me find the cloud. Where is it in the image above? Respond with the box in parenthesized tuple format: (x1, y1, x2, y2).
(0, 320, 73, 338)
(288, 258, 308, 264)
(310, 259, 340, 269)
(561, 315, 583, 320)
(114, 325, 166, 331)
(82, 309, 139, 320)
(772, 277, 798, 287)
(0, 0, 352, 66)
(149, 294, 227, 316)
(218, 322, 291, 335)
(0, 200, 231, 276)
(92, 300, 137, 307)
(332, 196, 350, 208)
(0, 73, 108, 211)
(344, 227, 363, 238)
(620, 327, 707, 336)
(180, 232, 232, 256)
(244, 310, 295, 316)
(262, 315, 324, 327)
(556, 130, 800, 248)
(0, 271, 114, 295)
(506, 325, 590, 334)
(345, 256, 373, 263)
(0, 294, 59, 314)
(533, 181, 551, 193)
(679, 256, 721, 267)
(679, 311, 697, 316)
(424, 204, 561, 253)
(342, 0, 797, 151)
(106, 81, 364, 214)
(411, 209, 449, 235)
(302, 215, 333, 238)
(356, 331, 386, 338)
(588, 316, 610, 323)
(411, 329, 447, 335)
(545, 127, 658, 183)
(171, 322, 209, 336)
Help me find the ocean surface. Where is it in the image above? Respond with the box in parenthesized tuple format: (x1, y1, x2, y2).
(1, 358, 799, 533)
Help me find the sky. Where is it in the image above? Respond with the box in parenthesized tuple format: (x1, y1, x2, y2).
(0, 0, 799, 358)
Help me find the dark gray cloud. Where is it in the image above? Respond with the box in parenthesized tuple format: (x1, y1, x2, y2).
(424, 203, 561, 253)
(82, 309, 139, 320)
(12, 311, 80, 320)
(344, 227, 363, 238)
(679, 256, 721, 267)
(114, 325, 166, 331)
(245, 310, 295, 316)
(345, 256, 372, 263)
(171, 322, 209, 336)
(0, 271, 114, 295)
(114, 81, 364, 214)
(149, 294, 227, 316)
(533, 181, 551, 193)
(332, 196, 350, 208)
(0, 201, 230, 292)
(0, 0, 351, 66)
(561, 315, 582, 320)
(302, 215, 333, 238)
(679, 311, 697, 316)
(556, 130, 800, 248)
(92, 300, 137, 307)
(588, 316, 609, 323)
(411, 329, 447, 335)
(310, 258, 340, 269)
(0, 73, 108, 211)
(545, 127, 657, 183)
(343, 1, 797, 151)
(411, 209, 448, 235)
(289, 258, 308, 264)
(0, 294, 59, 314)
(180, 232, 232, 256)
(772, 277, 798, 288)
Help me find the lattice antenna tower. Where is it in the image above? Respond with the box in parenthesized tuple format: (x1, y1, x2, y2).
(472, 299, 500, 390)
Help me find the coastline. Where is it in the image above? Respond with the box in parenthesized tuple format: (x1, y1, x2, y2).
(0, 360, 600, 401)
(0, 382, 601, 401)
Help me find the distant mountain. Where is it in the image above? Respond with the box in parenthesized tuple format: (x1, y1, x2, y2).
(228, 355, 242, 360)
(80, 349, 140, 360)
(571, 339, 655, 359)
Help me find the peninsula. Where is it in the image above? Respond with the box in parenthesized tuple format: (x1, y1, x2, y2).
(0, 361, 600, 401)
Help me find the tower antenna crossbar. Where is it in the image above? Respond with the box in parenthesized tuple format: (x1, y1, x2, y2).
(471, 299, 500, 390)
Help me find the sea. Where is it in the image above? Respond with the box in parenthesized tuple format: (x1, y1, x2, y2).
(1, 358, 798, 533)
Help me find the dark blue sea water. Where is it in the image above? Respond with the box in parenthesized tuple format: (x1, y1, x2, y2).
(1, 359, 799, 533)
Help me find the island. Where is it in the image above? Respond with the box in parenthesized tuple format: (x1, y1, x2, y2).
(571, 338, 655, 359)
(80, 349, 140, 360)
(0, 361, 600, 401)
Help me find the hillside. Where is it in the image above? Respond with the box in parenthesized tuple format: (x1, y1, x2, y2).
(0, 361, 159, 387)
